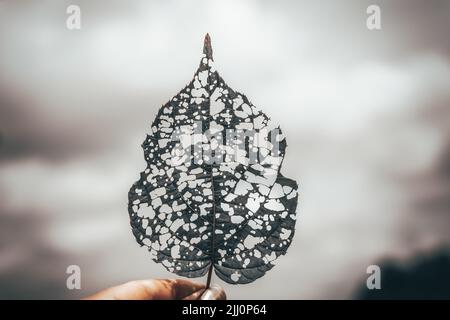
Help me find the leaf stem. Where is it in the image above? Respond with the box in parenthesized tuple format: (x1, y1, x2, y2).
(206, 262, 213, 289)
(206, 164, 216, 289)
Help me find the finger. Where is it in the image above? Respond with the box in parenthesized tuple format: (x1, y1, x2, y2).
(182, 288, 205, 300)
(164, 279, 206, 300)
(84, 279, 205, 300)
(183, 284, 227, 300)
(84, 280, 162, 300)
(200, 284, 227, 300)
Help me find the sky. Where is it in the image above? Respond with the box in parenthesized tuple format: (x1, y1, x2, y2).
(0, 0, 449, 299)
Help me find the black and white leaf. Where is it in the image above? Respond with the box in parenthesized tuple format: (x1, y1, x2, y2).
(128, 34, 298, 285)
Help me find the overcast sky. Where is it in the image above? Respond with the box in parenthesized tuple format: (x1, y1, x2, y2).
(0, 0, 449, 299)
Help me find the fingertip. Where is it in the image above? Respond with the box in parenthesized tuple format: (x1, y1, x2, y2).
(182, 288, 205, 300)
(200, 285, 227, 300)
(169, 278, 206, 299)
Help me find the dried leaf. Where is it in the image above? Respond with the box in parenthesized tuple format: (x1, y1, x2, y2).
(128, 34, 298, 285)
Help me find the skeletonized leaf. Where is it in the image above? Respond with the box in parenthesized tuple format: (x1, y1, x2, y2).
(128, 34, 298, 285)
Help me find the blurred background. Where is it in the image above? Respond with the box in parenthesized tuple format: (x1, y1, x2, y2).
(0, 0, 449, 299)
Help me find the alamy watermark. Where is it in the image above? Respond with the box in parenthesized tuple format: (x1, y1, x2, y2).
(66, 264, 81, 290)
(166, 121, 282, 166)
(66, 5, 81, 30)
(366, 264, 381, 290)
(366, 5, 381, 30)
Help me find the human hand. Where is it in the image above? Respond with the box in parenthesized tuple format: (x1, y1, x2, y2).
(84, 279, 226, 300)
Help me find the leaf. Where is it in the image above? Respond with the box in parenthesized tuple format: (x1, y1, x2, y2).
(128, 34, 298, 285)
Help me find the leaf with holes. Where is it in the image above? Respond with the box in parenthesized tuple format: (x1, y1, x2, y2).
(128, 34, 298, 286)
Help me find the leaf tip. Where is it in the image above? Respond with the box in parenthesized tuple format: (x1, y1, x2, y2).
(203, 33, 213, 61)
